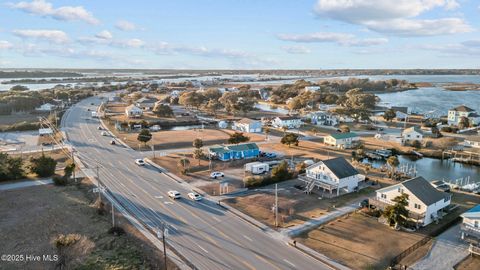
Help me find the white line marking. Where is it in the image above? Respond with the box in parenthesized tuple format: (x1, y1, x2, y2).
(169, 225, 178, 231)
(164, 201, 173, 205)
(283, 259, 296, 268)
(212, 216, 221, 222)
(154, 195, 164, 199)
(243, 235, 253, 242)
(196, 244, 209, 253)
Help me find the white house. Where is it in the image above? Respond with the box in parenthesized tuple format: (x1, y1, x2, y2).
(232, 118, 262, 133)
(125, 104, 143, 118)
(135, 97, 158, 110)
(308, 111, 338, 126)
(460, 205, 480, 244)
(38, 128, 53, 136)
(448, 105, 480, 126)
(272, 116, 303, 129)
(324, 132, 360, 149)
(301, 157, 364, 196)
(35, 103, 56, 111)
(401, 126, 424, 145)
(305, 86, 320, 92)
(465, 136, 480, 148)
(373, 176, 451, 226)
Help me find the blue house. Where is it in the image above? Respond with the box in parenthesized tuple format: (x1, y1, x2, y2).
(208, 143, 260, 161)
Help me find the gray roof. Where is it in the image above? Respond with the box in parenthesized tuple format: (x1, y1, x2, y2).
(392, 106, 408, 114)
(321, 157, 358, 179)
(452, 105, 475, 112)
(135, 97, 157, 104)
(402, 176, 450, 205)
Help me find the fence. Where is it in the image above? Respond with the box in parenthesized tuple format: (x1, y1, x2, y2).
(389, 236, 432, 267)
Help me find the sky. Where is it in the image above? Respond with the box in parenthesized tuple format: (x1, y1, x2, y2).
(0, 0, 480, 69)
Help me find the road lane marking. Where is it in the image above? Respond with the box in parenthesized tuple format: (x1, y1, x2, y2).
(154, 195, 163, 199)
(212, 216, 221, 222)
(164, 201, 173, 205)
(283, 259, 296, 268)
(243, 235, 253, 242)
(196, 244, 209, 253)
(255, 254, 282, 270)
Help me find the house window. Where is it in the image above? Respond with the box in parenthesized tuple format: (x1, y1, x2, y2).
(475, 221, 479, 228)
(381, 194, 386, 199)
(398, 187, 403, 193)
(414, 203, 421, 210)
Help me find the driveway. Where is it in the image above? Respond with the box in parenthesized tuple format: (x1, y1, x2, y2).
(411, 223, 469, 270)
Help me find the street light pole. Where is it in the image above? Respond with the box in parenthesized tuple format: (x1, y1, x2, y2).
(275, 184, 278, 227)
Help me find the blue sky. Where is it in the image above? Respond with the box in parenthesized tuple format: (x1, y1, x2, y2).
(0, 0, 479, 69)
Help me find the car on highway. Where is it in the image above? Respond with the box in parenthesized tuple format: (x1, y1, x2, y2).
(135, 159, 145, 166)
(168, 190, 181, 199)
(210, 171, 224, 179)
(188, 192, 202, 201)
(97, 126, 103, 130)
(110, 140, 116, 145)
(101, 131, 108, 136)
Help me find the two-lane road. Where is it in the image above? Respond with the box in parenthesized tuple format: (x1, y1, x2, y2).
(63, 96, 331, 270)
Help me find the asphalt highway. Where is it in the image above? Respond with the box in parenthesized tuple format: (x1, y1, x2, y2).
(63, 95, 330, 270)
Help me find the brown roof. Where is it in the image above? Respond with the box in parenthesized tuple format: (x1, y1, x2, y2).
(236, 118, 259, 124)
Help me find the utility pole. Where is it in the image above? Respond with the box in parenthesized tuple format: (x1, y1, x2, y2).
(72, 149, 76, 183)
(157, 224, 168, 270)
(151, 145, 156, 159)
(111, 204, 115, 227)
(274, 184, 278, 227)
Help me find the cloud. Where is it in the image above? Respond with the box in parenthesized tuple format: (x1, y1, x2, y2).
(281, 45, 311, 54)
(10, 0, 99, 25)
(95, 30, 113, 40)
(151, 42, 251, 58)
(12, 29, 69, 43)
(78, 34, 145, 49)
(277, 32, 388, 46)
(313, 0, 471, 36)
(0, 40, 13, 49)
(420, 41, 480, 56)
(115, 20, 138, 31)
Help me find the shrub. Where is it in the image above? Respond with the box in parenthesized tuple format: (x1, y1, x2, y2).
(243, 176, 264, 188)
(108, 226, 125, 236)
(29, 154, 57, 177)
(52, 175, 67, 186)
(54, 234, 81, 248)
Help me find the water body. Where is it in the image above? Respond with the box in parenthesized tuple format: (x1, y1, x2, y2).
(254, 103, 289, 114)
(376, 87, 480, 114)
(365, 156, 480, 183)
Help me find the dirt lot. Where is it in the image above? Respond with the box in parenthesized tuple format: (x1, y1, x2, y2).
(0, 178, 176, 270)
(456, 255, 480, 270)
(225, 179, 376, 228)
(0, 112, 49, 129)
(295, 212, 425, 270)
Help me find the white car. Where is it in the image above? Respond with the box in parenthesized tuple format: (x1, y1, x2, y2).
(210, 172, 224, 179)
(168, 190, 181, 199)
(188, 192, 202, 201)
(101, 131, 108, 136)
(135, 159, 145, 166)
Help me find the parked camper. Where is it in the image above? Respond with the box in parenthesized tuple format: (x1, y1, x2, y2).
(245, 162, 269, 175)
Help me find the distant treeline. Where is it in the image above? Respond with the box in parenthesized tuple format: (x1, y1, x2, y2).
(0, 71, 83, 79)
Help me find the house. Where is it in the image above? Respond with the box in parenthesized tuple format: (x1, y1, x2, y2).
(324, 132, 360, 149)
(208, 143, 260, 161)
(232, 118, 262, 133)
(308, 111, 338, 126)
(125, 105, 143, 118)
(305, 86, 321, 92)
(401, 126, 424, 145)
(392, 106, 408, 115)
(135, 97, 158, 110)
(300, 157, 364, 196)
(465, 136, 480, 148)
(108, 96, 121, 102)
(35, 103, 56, 111)
(395, 110, 409, 121)
(460, 205, 480, 244)
(272, 116, 303, 129)
(38, 128, 53, 136)
(372, 176, 451, 226)
(448, 105, 480, 126)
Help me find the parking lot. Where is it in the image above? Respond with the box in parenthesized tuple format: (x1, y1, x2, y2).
(0, 131, 42, 152)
